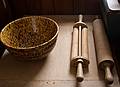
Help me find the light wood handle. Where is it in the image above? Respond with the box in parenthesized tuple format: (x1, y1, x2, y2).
(78, 15, 83, 57)
(79, 15, 83, 22)
(77, 15, 84, 82)
(105, 66, 113, 84)
(78, 25, 82, 56)
(76, 59, 84, 82)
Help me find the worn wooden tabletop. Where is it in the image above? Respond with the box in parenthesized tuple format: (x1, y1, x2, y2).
(0, 15, 119, 87)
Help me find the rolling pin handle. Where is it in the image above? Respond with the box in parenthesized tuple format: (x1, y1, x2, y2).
(105, 66, 114, 84)
(76, 59, 84, 82)
(79, 15, 83, 22)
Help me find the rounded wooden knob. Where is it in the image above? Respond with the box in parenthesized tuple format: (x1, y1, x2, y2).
(105, 66, 114, 84)
(76, 59, 84, 82)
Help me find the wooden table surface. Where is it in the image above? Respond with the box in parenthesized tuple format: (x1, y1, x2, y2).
(0, 15, 119, 87)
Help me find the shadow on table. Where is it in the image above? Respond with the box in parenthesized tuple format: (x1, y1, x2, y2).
(0, 50, 49, 86)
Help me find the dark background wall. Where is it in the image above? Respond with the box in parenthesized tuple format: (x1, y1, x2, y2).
(7, 0, 100, 17)
(1, 0, 101, 28)
(0, 0, 11, 29)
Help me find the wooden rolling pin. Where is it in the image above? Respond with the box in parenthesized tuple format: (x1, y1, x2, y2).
(93, 19, 114, 84)
(71, 15, 89, 82)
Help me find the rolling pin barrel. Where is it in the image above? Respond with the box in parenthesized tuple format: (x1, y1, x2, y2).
(71, 27, 78, 59)
(93, 19, 114, 84)
(82, 27, 89, 62)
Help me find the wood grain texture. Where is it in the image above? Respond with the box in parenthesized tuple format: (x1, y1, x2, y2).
(93, 19, 114, 66)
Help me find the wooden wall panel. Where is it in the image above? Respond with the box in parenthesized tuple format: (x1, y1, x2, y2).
(7, 0, 101, 18)
(74, 0, 100, 14)
(40, 0, 54, 14)
(26, 0, 54, 14)
(54, 0, 74, 14)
